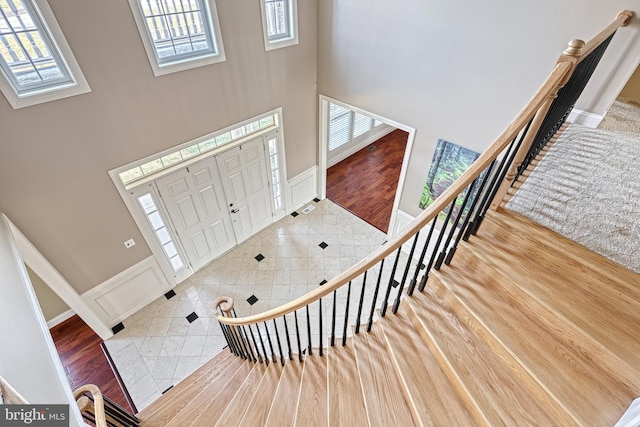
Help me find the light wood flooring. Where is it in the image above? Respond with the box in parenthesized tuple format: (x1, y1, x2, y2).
(326, 129, 408, 233)
(136, 207, 639, 426)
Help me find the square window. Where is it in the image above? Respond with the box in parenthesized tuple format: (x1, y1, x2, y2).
(128, 0, 226, 76)
(0, 0, 90, 108)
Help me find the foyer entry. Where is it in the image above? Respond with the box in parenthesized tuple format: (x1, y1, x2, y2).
(111, 110, 287, 285)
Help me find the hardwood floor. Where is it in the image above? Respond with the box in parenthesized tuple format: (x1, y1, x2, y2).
(327, 129, 408, 233)
(50, 315, 134, 413)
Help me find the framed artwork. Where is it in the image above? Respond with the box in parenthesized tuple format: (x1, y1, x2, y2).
(419, 139, 482, 218)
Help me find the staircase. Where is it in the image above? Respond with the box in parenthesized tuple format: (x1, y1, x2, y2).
(136, 208, 640, 426)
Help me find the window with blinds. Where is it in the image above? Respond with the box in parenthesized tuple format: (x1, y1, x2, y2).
(328, 102, 381, 152)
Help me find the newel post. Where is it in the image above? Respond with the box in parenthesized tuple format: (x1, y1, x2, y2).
(212, 297, 244, 358)
(489, 40, 583, 211)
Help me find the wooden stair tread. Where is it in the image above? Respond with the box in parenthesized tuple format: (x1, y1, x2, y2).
(470, 209, 640, 366)
(214, 363, 268, 426)
(351, 323, 415, 427)
(159, 358, 249, 427)
(138, 350, 234, 423)
(378, 310, 476, 426)
(265, 360, 303, 427)
(327, 340, 368, 426)
(295, 354, 328, 427)
(188, 359, 254, 426)
(436, 247, 638, 424)
(238, 363, 284, 426)
(407, 288, 562, 425)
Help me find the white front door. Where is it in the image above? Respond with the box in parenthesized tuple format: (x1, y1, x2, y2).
(216, 137, 273, 243)
(155, 157, 236, 271)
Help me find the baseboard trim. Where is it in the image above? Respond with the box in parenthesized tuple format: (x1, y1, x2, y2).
(82, 256, 172, 327)
(327, 125, 395, 168)
(46, 309, 74, 329)
(568, 109, 603, 128)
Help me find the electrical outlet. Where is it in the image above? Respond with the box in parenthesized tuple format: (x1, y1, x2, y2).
(124, 239, 136, 248)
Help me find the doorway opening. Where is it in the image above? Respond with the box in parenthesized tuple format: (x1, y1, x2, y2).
(318, 96, 415, 235)
(326, 128, 408, 233)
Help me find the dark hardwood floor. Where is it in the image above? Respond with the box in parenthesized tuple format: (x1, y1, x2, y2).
(50, 315, 134, 413)
(327, 128, 408, 233)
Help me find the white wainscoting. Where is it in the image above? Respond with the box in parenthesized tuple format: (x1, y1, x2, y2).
(567, 109, 603, 128)
(82, 256, 172, 327)
(287, 166, 318, 212)
(392, 210, 443, 260)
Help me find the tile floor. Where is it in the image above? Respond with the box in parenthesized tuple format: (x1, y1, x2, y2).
(104, 199, 397, 410)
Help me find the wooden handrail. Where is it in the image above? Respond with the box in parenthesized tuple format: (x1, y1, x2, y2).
(0, 375, 28, 404)
(215, 10, 633, 328)
(74, 384, 107, 427)
(216, 62, 573, 326)
(577, 10, 633, 61)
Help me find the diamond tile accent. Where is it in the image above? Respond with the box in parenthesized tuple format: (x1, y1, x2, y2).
(255, 253, 265, 262)
(112, 322, 125, 334)
(164, 290, 176, 299)
(313, 198, 320, 203)
(186, 312, 198, 323)
(319, 279, 327, 286)
(291, 211, 299, 217)
(162, 385, 174, 394)
(319, 242, 328, 249)
(391, 280, 400, 288)
(103, 199, 389, 413)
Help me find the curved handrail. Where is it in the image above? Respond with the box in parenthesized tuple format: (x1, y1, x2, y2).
(215, 10, 633, 328)
(74, 384, 107, 427)
(217, 61, 573, 326)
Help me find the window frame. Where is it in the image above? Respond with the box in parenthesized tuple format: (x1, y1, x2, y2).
(0, 0, 90, 109)
(259, 0, 298, 51)
(127, 0, 226, 77)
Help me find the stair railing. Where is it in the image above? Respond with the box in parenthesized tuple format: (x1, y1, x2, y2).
(213, 11, 633, 366)
(75, 384, 141, 427)
(490, 10, 634, 210)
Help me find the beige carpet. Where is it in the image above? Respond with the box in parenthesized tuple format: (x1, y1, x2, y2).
(598, 99, 640, 134)
(506, 121, 640, 274)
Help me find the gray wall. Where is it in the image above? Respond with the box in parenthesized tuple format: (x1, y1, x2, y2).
(0, 0, 318, 294)
(317, 0, 640, 218)
(28, 265, 70, 323)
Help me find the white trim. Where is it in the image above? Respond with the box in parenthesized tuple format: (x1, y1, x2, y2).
(46, 309, 74, 329)
(0, 215, 86, 426)
(82, 256, 172, 326)
(567, 109, 603, 128)
(127, 0, 226, 77)
(327, 124, 394, 167)
(260, 0, 299, 51)
(6, 217, 113, 340)
(392, 209, 444, 260)
(0, 0, 91, 109)
(287, 166, 318, 212)
(318, 94, 416, 237)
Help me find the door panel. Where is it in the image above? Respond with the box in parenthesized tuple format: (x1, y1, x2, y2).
(217, 137, 273, 242)
(156, 157, 236, 271)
